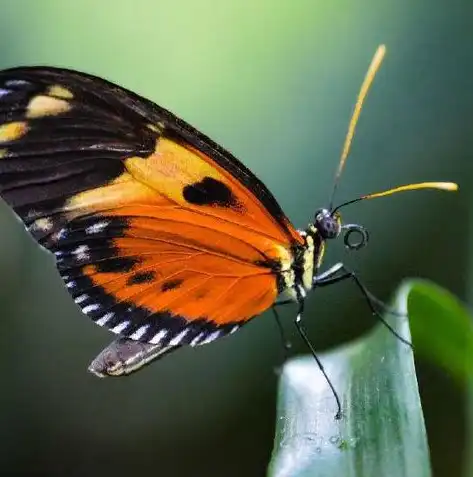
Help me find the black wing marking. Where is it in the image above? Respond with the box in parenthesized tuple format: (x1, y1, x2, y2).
(54, 214, 241, 346)
(0, 67, 158, 243)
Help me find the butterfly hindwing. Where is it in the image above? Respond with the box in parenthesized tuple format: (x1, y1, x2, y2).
(0, 67, 301, 349)
(53, 212, 277, 347)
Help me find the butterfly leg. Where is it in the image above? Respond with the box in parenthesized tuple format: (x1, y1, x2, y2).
(272, 305, 292, 350)
(88, 337, 180, 377)
(314, 263, 412, 348)
(294, 290, 343, 420)
(271, 307, 292, 373)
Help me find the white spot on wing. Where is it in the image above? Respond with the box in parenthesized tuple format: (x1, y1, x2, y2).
(74, 294, 88, 304)
(85, 221, 109, 235)
(66, 281, 76, 289)
(5, 79, 29, 87)
(96, 312, 115, 326)
(82, 303, 100, 314)
(169, 328, 189, 346)
(190, 332, 203, 346)
(149, 329, 168, 344)
(54, 228, 67, 241)
(0, 88, 10, 98)
(129, 325, 150, 341)
(73, 244, 89, 261)
(200, 330, 221, 345)
(111, 321, 130, 334)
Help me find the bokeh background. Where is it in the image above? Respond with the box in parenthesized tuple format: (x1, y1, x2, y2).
(0, 1, 471, 476)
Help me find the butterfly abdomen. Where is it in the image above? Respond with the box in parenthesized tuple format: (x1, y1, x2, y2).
(276, 228, 325, 301)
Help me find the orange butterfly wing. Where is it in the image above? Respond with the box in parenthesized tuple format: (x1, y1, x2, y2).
(0, 67, 303, 347)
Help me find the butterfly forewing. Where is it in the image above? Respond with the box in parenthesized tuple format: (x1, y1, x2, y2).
(0, 68, 159, 243)
(0, 67, 302, 350)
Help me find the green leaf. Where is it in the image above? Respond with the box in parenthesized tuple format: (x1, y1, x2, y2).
(268, 279, 473, 477)
(406, 279, 473, 384)
(268, 283, 430, 477)
(403, 280, 473, 477)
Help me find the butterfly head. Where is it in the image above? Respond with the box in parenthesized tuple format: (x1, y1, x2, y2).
(315, 181, 459, 254)
(314, 208, 341, 240)
(313, 207, 368, 251)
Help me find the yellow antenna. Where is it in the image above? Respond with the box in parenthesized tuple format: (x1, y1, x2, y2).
(361, 181, 458, 200)
(329, 45, 386, 208)
(332, 181, 458, 213)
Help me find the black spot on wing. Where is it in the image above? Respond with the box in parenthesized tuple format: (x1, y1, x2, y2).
(183, 176, 239, 208)
(127, 271, 156, 286)
(161, 278, 183, 292)
(95, 256, 141, 274)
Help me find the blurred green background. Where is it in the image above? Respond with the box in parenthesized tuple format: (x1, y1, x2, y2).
(0, 1, 470, 476)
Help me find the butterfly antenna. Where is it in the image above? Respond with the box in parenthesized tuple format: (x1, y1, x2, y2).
(329, 45, 387, 210)
(332, 181, 458, 214)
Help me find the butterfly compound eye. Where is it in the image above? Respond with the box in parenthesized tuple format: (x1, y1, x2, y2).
(314, 209, 341, 239)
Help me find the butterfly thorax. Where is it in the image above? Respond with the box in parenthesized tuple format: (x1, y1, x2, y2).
(277, 207, 342, 301)
(278, 226, 325, 301)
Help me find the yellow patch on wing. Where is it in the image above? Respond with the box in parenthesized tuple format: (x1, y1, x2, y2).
(124, 138, 226, 204)
(47, 84, 74, 99)
(31, 217, 54, 232)
(122, 136, 301, 246)
(65, 171, 169, 218)
(0, 121, 28, 142)
(0, 149, 7, 158)
(26, 95, 71, 118)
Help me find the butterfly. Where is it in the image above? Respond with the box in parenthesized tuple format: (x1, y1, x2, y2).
(0, 45, 457, 409)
